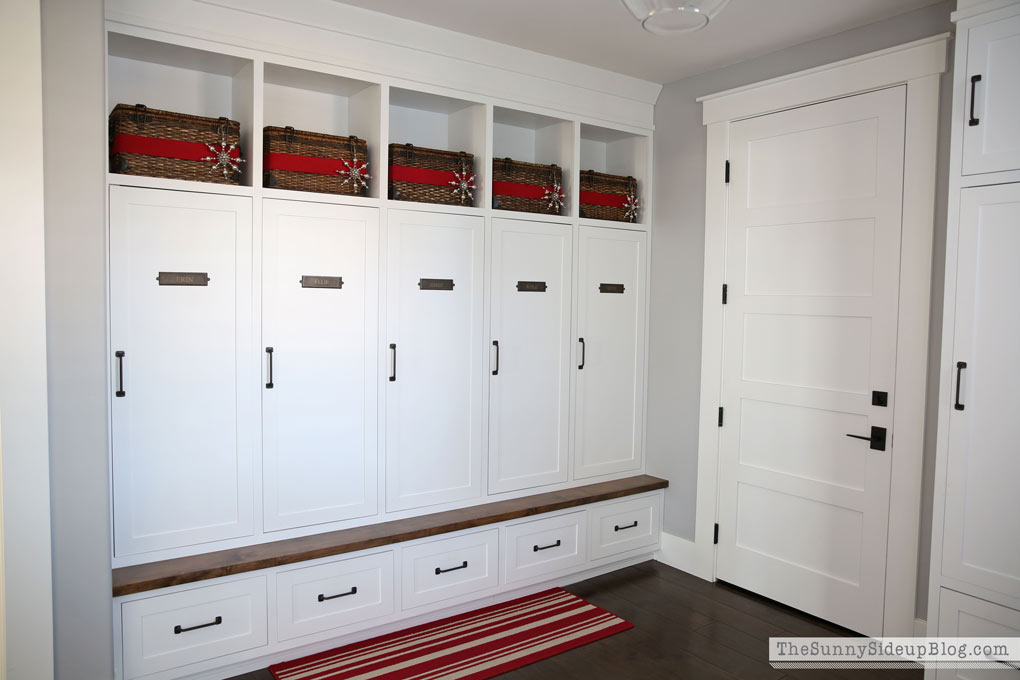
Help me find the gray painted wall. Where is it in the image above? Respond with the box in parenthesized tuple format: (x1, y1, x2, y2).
(645, 1, 954, 619)
(41, 0, 115, 677)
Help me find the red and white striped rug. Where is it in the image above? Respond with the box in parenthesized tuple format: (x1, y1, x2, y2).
(269, 588, 633, 680)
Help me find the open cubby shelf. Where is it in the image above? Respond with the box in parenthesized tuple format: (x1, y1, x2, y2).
(106, 31, 651, 227)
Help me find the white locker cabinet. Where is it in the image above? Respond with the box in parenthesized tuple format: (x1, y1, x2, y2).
(262, 200, 380, 532)
(936, 588, 1020, 680)
(962, 12, 1020, 176)
(385, 210, 486, 511)
(110, 186, 255, 556)
(573, 226, 647, 479)
(488, 219, 572, 494)
(941, 183, 1020, 600)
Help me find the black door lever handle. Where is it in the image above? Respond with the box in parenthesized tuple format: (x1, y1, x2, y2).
(846, 426, 887, 451)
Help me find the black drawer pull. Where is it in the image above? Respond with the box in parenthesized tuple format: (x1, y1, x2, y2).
(174, 616, 222, 635)
(435, 561, 468, 575)
(954, 361, 967, 411)
(318, 586, 357, 602)
(389, 343, 397, 382)
(265, 347, 274, 389)
(533, 539, 562, 552)
(115, 351, 126, 397)
(614, 521, 638, 532)
(578, 337, 585, 370)
(492, 340, 500, 376)
(969, 74, 982, 126)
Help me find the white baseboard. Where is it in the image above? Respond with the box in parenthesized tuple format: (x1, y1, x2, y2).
(914, 617, 927, 637)
(654, 531, 714, 581)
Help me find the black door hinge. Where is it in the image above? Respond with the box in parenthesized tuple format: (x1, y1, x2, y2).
(713, 523, 719, 545)
(724, 160, 730, 184)
(718, 407, 724, 427)
(722, 283, 728, 304)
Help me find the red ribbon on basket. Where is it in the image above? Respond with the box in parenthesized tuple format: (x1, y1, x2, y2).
(388, 164, 462, 186)
(579, 190, 629, 208)
(264, 152, 367, 176)
(110, 134, 241, 162)
(491, 181, 550, 199)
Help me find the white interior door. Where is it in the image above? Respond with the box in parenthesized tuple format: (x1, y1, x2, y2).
(385, 210, 485, 511)
(110, 186, 254, 556)
(262, 200, 379, 532)
(942, 183, 1020, 600)
(573, 226, 647, 480)
(716, 86, 906, 635)
(962, 12, 1020, 176)
(488, 218, 572, 494)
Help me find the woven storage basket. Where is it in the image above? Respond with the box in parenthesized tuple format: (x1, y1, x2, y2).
(109, 104, 243, 185)
(579, 170, 640, 223)
(263, 127, 370, 196)
(389, 143, 475, 207)
(491, 158, 564, 215)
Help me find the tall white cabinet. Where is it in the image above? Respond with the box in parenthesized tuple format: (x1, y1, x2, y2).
(928, 2, 1020, 675)
(110, 187, 255, 556)
(262, 200, 380, 531)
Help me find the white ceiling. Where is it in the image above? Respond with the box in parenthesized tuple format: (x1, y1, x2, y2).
(334, 0, 944, 84)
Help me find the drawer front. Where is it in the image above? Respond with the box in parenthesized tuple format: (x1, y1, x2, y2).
(505, 511, 587, 583)
(589, 494, 661, 560)
(936, 588, 1020, 679)
(121, 576, 268, 679)
(401, 529, 499, 610)
(277, 551, 394, 642)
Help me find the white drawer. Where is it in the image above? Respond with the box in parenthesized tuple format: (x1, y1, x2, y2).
(401, 529, 499, 610)
(121, 576, 267, 679)
(277, 551, 394, 642)
(505, 511, 587, 583)
(937, 588, 1020, 679)
(588, 494, 661, 560)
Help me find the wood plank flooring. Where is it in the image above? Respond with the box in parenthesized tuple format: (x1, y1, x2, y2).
(229, 560, 920, 680)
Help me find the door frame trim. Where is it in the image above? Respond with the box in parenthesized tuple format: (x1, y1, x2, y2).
(693, 35, 949, 636)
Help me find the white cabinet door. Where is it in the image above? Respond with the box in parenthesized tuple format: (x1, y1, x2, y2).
(262, 200, 379, 532)
(488, 219, 572, 494)
(943, 184, 1020, 600)
(573, 226, 647, 479)
(936, 589, 1020, 680)
(110, 186, 254, 556)
(385, 210, 485, 511)
(963, 12, 1020, 175)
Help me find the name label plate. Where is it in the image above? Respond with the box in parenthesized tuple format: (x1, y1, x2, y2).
(158, 272, 209, 286)
(419, 278, 455, 291)
(599, 283, 626, 294)
(517, 281, 548, 292)
(301, 275, 343, 289)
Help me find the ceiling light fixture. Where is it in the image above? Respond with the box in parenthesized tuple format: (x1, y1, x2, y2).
(620, 0, 731, 35)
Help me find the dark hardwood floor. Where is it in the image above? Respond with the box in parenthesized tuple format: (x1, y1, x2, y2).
(229, 560, 920, 680)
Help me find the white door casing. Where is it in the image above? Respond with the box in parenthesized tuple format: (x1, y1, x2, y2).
(716, 86, 906, 635)
(110, 186, 255, 556)
(488, 218, 572, 494)
(385, 210, 485, 511)
(262, 200, 379, 532)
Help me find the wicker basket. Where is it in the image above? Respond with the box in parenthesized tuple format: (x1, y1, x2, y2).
(491, 158, 564, 215)
(579, 170, 640, 223)
(263, 127, 370, 196)
(389, 143, 475, 207)
(109, 104, 243, 185)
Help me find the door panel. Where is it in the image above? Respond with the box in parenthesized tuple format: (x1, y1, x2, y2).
(110, 186, 254, 556)
(716, 86, 906, 635)
(262, 200, 379, 531)
(488, 219, 572, 493)
(385, 210, 485, 511)
(573, 226, 647, 479)
(963, 13, 1020, 175)
(943, 184, 1020, 599)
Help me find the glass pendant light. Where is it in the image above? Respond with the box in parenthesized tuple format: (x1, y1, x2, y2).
(620, 0, 731, 35)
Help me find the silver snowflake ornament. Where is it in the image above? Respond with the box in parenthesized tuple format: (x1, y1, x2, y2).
(542, 183, 565, 214)
(337, 152, 371, 193)
(201, 130, 244, 180)
(449, 169, 476, 205)
(624, 192, 640, 222)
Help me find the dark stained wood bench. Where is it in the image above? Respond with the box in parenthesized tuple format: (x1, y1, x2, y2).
(113, 475, 669, 596)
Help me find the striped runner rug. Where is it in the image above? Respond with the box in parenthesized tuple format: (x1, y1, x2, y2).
(269, 588, 633, 680)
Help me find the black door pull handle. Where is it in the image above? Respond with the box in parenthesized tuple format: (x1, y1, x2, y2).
(492, 340, 499, 376)
(435, 561, 468, 575)
(533, 539, 562, 552)
(174, 616, 222, 634)
(969, 74, 982, 126)
(115, 351, 126, 397)
(846, 426, 887, 452)
(578, 338, 585, 370)
(955, 361, 967, 411)
(265, 347, 274, 389)
(389, 343, 397, 382)
(615, 521, 638, 532)
(318, 587, 357, 602)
